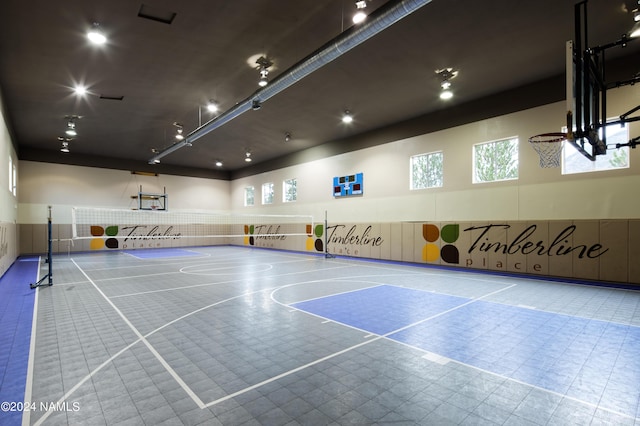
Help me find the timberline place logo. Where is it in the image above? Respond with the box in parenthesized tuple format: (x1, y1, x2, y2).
(90, 225, 119, 250)
(89, 225, 181, 250)
(422, 224, 460, 264)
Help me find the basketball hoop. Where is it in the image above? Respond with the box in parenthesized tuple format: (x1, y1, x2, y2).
(528, 133, 566, 168)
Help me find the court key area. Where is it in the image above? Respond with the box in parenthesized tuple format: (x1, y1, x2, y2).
(7, 246, 640, 425)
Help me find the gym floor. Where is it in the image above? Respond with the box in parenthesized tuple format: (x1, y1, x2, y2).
(3, 246, 640, 425)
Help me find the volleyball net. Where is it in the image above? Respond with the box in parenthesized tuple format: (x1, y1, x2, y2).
(71, 207, 315, 241)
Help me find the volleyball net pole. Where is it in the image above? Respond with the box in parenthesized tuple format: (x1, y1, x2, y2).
(31, 205, 53, 288)
(324, 210, 334, 259)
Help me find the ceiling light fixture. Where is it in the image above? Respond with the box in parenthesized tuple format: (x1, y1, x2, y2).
(60, 141, 70, 153)
(64, 116, 79, 136)
(436, 68, 458, 100)
(73, 85, 88, 96)
(206, 100, 218, 113)
(353, 1, 368, 24)
(256, 56, 273, 87)
(87, 23, 107, 45)
(198, 100, 219, 126)
(173, 122, 184, 140)
(245, 151, 252, 162)
(629, 3, 640, 37)
(342, 110, 354, 124)
(284, 132, 291, 142)
(215, 160, 223, 167)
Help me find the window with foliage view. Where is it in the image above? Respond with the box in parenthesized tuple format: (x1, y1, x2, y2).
(473, 137, 519, 183)
(410, 151, 443, 189)
(283, 178, 297, 202)
(262, 182, 274, 205)
(562, 122, 629, 174)
(244, 186, 254, 207)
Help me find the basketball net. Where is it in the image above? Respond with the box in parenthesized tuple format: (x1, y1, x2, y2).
(528, 133, 566, 168)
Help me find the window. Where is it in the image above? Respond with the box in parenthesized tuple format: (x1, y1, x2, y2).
(8, 156, 12, 192)
(562, 123, 629, 174)
(262, 182, 274, 205)
(410, 151, 443, 189)
(244, 186, 254, 207)
(12, 160, 16, 196)
(473, 137, 518, 183)
(8, 156, 16, 196)
(283, 178, 297, 202)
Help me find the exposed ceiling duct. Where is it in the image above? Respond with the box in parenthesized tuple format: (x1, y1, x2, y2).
(148, 0, 434, 165)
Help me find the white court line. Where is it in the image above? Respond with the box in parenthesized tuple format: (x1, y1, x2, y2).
(121, 249, 211, 261)
(109, 264, 354, 299)
(94, 257, 316, 282)
(200, 282, 520, 408)
(288, 282, 386, 305)
(69, 259, 206, 407)
(406, 336, 640, 422)
(293, 279, 640, 422)
(82, 253, 224, 272)
(37, 250, 640, 422)
(33, 339, 145, 426)
(22, 257, 41, 426)
(31, 276, 347, 423)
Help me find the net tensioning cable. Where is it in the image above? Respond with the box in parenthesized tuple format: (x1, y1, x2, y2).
(72, 207, 314, 240)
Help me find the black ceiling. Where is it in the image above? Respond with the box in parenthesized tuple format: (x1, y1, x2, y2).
(1, 0, 639, 180)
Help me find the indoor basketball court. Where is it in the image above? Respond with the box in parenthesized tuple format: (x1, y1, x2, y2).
(2, 0, 640, 425)
(14, 247, 640, 425)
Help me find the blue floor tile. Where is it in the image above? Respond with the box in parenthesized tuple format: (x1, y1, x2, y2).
(293, 284, 640, 419)
(292, 284, 468, 335)
(0, 257, 38, 426)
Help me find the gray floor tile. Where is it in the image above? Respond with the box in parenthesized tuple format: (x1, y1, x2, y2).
(19, 247, 640, 425)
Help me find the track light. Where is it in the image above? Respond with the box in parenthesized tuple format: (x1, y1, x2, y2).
(436, 68, 458, 100)
(87, 23, 107, 45)
(215, 160, 223, 167)
(173, 122, 184, 140)
(64, 116, 79, 136)
(65, 122, 77, 136)
(252, 99, 262, 110)
(284, 132, 291, 142)
(342, 110, 353, 124)
(206, 100, 218, 113)
(353, 1, 368, 24)
(256, 56, 273, 87)
(631, 20, 640, 38)
(259, 69, 269, 87)
(60, 141, 70, 153)
(245, 151, 252, 162)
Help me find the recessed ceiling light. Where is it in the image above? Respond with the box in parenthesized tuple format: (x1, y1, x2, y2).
(215, 160, 223, 167)
(87, 23, 107, 45)
(74, 85, 87, 96)
(342, 110, 353, 124)
(206, 100, 218, 113)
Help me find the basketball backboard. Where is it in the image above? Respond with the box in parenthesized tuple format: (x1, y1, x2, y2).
(565, 0, 640, 161)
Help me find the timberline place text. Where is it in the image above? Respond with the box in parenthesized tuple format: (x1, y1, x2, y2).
(464, 224, 608, 258)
